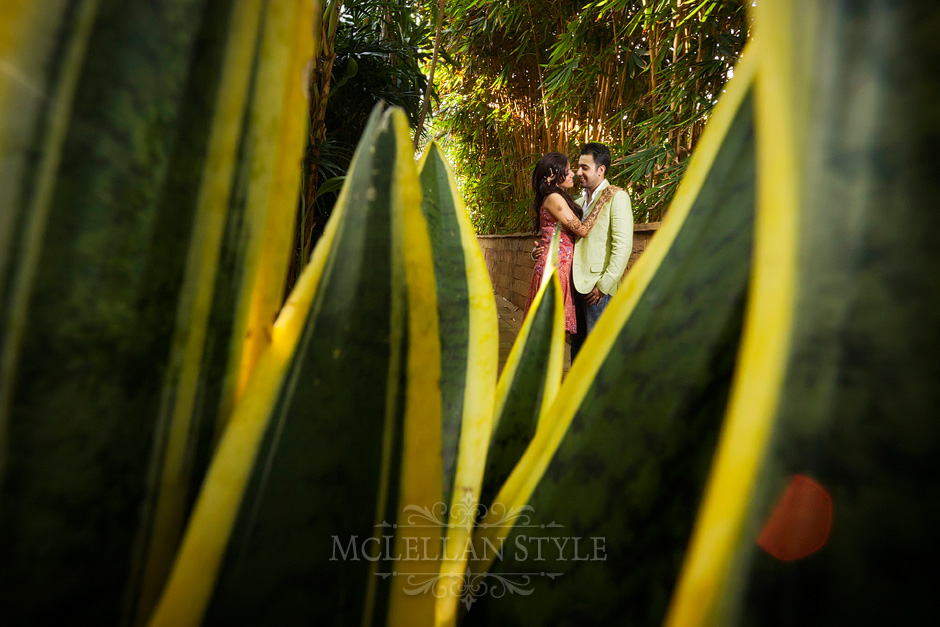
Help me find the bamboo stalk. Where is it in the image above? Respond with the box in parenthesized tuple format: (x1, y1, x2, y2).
(414, 0, 445, 149)
(301, 0, 343, 260)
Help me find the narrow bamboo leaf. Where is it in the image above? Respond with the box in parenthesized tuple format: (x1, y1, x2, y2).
(0, 2, 246, 623)
(416, 142, 497, 626)
(462, 50, 759, 626)
(152, 107, 442, 627)
(313, 174, 346, 201)
(671, 2, 940, 624)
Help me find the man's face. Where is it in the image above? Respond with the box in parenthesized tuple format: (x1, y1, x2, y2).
(577, 154, 605, 191)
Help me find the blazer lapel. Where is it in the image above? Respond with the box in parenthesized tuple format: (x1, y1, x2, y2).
(584, 178, 610, 214)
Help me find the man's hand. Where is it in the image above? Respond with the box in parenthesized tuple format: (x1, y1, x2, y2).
(531, 241, 547, 260)
(585, 286, 605, 305)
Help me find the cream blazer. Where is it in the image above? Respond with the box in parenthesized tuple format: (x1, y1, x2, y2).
(573, 178, 633, 296)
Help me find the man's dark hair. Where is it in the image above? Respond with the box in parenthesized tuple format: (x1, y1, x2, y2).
(580, 142, 611, 175)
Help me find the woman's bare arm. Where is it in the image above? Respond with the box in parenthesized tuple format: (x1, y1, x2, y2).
(543, 193, 604, 238)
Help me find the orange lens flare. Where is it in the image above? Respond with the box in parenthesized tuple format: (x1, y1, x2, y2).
(757, 474, 833, 562)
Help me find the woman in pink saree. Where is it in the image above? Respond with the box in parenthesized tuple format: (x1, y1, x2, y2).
(523, 152, 605, 333)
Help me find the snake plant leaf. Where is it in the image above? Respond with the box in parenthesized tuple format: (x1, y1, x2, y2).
(668, 2, 940, 624)
(470, 267, 564, 583)
(0, 0, 83, 312)
(217, 0, 315, 430)
(541, 223, 562, 290)
(416, 142, 497, 626)
(477, 227, 565, 519)
(416, 142, 498, 513)
(0, 0, 98, 369)
(131, 1, 317, 621)
(462, 49, 758, 626)
(151, 106, 442, 627)
(0, 1, 293, 622)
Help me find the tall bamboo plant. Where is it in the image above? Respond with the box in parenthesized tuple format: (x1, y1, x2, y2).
(288, 0, 439, 291)
(300, 0, 344, 260)
(433, 0, 748, 232)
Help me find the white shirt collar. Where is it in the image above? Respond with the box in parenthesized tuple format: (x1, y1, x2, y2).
(582, 178, 610, 210)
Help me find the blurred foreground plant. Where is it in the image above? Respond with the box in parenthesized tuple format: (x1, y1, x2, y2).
(2, 1, 939, 626)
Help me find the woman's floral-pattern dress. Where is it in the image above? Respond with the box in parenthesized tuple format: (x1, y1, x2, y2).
(524, 205, 577, 333)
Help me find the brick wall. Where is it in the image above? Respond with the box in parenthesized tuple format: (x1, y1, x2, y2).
(478, 222, 662, 310)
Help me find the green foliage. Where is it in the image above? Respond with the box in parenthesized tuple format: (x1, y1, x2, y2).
(467, 80, 756, 626)
(432, 0, 748, 232)
(479, 227, 565, 511)
(0, 0, 313, 622)
(5, 1, 940, 625)
(150, 87, 759, 623)
(302, 0, 441, 250)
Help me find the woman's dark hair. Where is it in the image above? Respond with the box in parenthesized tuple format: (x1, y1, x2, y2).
(530, 152, 580, 232)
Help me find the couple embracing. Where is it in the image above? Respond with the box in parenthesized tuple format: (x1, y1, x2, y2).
(523, 143, 633, 361)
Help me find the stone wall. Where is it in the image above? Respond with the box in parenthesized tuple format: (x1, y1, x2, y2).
(478, 222, 662, 310)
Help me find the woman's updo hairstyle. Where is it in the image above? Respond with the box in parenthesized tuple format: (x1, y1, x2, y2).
(530, 152, 580, 231)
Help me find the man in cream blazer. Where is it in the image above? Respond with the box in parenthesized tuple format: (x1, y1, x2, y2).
(571, 142, 633, 359)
